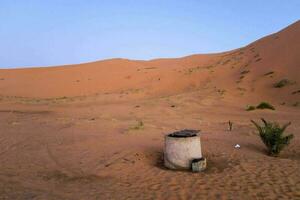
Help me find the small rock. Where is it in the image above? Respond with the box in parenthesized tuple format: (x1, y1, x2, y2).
(234, 144, 241, 148)
(191, 157, 207, 172)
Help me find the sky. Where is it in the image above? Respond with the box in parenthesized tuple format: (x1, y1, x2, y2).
(0, 0, 299, 68)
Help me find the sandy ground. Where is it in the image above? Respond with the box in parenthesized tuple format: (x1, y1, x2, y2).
(0, 92, 299, 200)
(0, 21, 299, 199)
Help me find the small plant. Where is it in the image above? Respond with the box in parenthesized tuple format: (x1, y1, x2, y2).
(273, 79, 294, 88)
(228, 121, 233, 131)
(254, 54, 260, 58)
(255, 58, 262, 62)
(263, 71, 274, 76)
(256, 102, 275, 110)
(246, 105, 256, 111)
(246, 102, 275, 111)
(130, 120, 144, 130)
(293, 102, 299, 107)
(237, 87, 246, 91)
(240, 70, 250, 75)
(217, 89, 226, 95)
(291, 90, 300, 95)
(251, 118, 293, 156)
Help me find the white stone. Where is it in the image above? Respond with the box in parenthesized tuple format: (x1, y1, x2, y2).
(192, 157, 207, 172)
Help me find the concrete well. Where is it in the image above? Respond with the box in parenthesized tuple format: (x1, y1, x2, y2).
(164, 129, 202, 170)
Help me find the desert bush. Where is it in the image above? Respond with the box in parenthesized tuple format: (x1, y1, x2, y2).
(130, 120, 144, 130)
(251, 118, 293, 156)
(293, 102, 299, 107)
(240, 70, 250, 75)
(273, 79, 294, 88)
(246, 102, 275, 111)
(263, 71, 274, 76)
(291, 90, 300, 95)
(256, 102, 275, 110)
(246, 105, 256, 111)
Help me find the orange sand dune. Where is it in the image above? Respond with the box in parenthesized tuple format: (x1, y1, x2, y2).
(0, 20, 299, 102)
(0, 21, 299, 199)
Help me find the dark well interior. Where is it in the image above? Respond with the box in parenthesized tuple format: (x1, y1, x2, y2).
(168, 129, 200, 138)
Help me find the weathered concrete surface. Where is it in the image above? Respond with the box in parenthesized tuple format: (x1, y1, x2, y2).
(164, 130, 202, 170)
(192, 157, 207, 172)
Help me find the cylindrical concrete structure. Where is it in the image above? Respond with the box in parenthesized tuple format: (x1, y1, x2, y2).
(164, 129, 202, 170)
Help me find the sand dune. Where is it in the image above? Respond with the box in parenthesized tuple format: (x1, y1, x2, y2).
(0, 21, 299, 199)
(0, 21, 299, 102)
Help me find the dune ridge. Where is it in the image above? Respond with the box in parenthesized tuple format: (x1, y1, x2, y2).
(0, 20, 299, 199)
(0, 20, 299, 103)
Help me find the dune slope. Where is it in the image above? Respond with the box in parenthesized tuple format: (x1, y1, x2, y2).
(0, 21, 299, 104)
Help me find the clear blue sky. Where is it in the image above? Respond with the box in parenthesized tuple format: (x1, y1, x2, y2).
(0, 0, 299, 68)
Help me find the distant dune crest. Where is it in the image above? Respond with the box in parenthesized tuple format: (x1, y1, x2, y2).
(0, 20, 299, 106)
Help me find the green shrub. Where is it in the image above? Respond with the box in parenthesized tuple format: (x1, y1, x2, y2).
(246, 102, 275, 111)
(273, 79, 294, 88)
(256, 102, 275, 110)
(251, 118, 293, 156)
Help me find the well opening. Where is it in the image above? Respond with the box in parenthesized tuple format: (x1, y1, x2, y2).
(167, 129, 200, 138)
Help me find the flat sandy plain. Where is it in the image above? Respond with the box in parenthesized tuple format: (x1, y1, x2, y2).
(0, 21, 299, 199)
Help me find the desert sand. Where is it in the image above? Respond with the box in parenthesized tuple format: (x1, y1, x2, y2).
(0, 21, 299, 199)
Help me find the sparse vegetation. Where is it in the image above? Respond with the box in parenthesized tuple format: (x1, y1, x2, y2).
(291, 90, 300, 95)
(246, 105, 256, 111)
(256, 102, 275, 110)
(237, 87, 245, 91)
(240, 70, 250, 75)
(144, 67, 157, 70)
(185, 66, 202, 74)
(273, 79, 294, 88)
(246, 102, 275, 111)
(251, 118, 293, 156)
(129, 120, 144, 130)
(217, 89, 226, 95)
(263, 71, 274, 76)
(222, 59, 231, 65)
(293, 102, 299, 107)
(228, 121, 233, 131)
